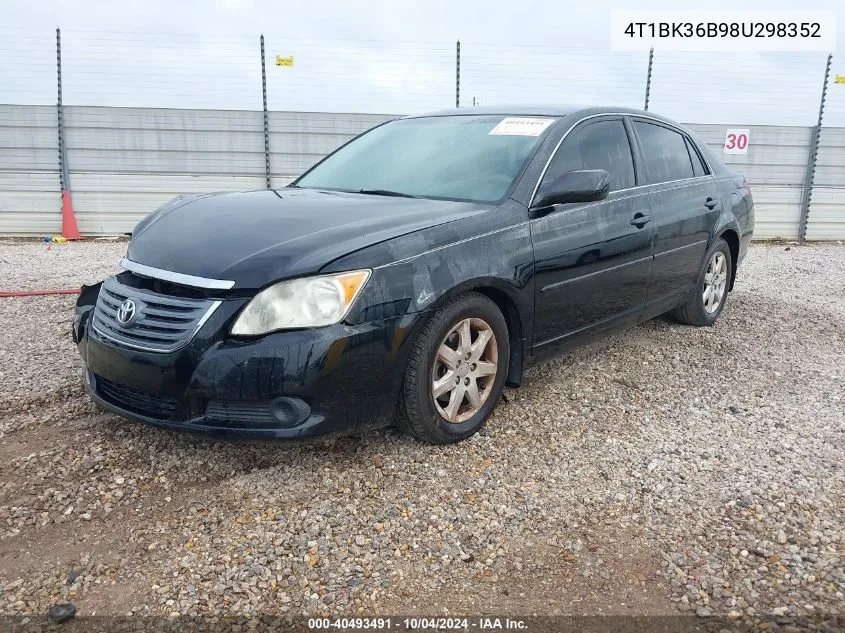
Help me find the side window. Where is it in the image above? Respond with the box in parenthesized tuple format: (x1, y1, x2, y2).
(633, 121, 695, 184)
(685, 137, 707, 177)
(542, 120, 636, 192)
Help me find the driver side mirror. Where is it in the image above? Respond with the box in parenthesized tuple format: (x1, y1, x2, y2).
(532, 169, 610, 210)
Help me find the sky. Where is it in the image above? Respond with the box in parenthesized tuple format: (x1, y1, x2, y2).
(2, 0, 844, 126)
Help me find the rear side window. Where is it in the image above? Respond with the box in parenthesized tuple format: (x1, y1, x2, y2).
(634, 121, 695, 184)
(542, 119, 636, 192)
(685, 138, 707, 177)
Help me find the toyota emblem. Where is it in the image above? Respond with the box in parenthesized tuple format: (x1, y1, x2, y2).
(116, 298, 138, 327)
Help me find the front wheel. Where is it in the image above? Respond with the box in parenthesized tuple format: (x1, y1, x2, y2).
(398, 293, 509, 444)
(672, 238, 732, 326)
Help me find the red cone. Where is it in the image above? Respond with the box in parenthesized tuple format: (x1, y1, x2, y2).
(61, 190, 81, 240)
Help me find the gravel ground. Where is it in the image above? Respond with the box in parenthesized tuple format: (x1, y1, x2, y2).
(0, 239, 842, 627)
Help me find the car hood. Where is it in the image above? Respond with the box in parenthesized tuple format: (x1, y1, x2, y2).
(127, 188, 491, 289)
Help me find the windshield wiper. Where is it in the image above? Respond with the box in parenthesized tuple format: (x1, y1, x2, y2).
(357, 188, 419, 198)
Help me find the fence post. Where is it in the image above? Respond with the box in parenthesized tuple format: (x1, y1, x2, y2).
(455, 40, 461, 108)
(798, 53, 832, 242)
(643, 47, 654, 111)
(55, 27, 81, 239)
(56, 28, 69, 192)
(260, 34, 271, 189)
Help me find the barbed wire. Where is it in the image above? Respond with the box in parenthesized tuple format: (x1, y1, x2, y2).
(0, 28, 838, 124)
(649, 52, 832, 126)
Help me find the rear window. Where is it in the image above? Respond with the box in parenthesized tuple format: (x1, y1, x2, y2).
(685, 138, 708, 177)
(634, 121, 695, 184)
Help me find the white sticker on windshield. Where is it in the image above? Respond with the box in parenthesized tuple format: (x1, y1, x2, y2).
(488, 117, 555, 136)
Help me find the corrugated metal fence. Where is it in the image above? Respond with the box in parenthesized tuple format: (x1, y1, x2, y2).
(0, 104, 842, 239)
(806, 127, 845, 240)
(0, 105, 60, 234)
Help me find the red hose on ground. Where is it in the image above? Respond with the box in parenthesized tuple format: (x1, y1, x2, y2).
(0, 289, 80, 298)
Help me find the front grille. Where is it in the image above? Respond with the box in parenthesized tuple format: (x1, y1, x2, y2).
(92, 276, 219, 353)
(95, 374, 178, 420)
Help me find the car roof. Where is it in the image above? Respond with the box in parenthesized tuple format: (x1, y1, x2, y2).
(404, 104, 678, 125)
(400, 105, 722, 171)
(407, 105, 582, 118)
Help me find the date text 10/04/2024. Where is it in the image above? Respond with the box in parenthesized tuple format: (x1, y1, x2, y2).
(307, 617, 529, 630)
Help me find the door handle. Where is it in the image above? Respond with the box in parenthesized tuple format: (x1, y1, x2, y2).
(705, 197, 718, 210)
(630, 213, 651, 228)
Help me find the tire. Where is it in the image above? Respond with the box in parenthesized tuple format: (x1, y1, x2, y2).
(672, 238, 732, 326)
(398, 292, 509, 444)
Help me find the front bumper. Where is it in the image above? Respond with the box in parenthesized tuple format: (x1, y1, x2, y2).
(75, 295, 421, 440)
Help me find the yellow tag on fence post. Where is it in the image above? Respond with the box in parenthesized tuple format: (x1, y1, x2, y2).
(275, 55, 294, 67)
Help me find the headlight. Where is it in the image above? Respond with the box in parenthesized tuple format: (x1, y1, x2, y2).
(231, 270, 371, 335)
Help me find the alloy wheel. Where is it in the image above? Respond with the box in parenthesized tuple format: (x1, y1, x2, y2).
(703, 251, 728, 314)
(431, 317, 498, 424)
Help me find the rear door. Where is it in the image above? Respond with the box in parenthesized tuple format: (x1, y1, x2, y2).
(629, 118, 721, 313)
(531, 116, 653, 351)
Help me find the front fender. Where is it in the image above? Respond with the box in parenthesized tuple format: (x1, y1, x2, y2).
(326, 202, 533, 319)
(327, 203, 536, 388)
(342, 221, 534, 336)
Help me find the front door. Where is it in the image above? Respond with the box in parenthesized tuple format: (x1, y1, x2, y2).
(531, 117, 653, 351)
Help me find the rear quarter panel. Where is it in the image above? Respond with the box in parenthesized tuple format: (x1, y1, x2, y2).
(693, 134, 754, 264)
(717, 174, 754, 264)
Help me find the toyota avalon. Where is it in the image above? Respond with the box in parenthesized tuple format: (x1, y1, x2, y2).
(73, 106, 754, 444)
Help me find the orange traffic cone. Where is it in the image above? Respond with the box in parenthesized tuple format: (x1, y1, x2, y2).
(61, 190, 81, 240)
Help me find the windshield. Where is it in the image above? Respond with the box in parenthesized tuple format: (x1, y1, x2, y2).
(294, 115, 557, 203)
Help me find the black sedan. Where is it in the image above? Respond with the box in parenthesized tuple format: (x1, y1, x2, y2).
(74, 106, 754, 444)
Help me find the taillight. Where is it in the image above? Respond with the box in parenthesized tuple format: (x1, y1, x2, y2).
(743, 178, 751, 196)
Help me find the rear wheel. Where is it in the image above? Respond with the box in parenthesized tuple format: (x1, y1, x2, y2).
(398, 293, 509, 444)
(672, 238, 732, 326)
